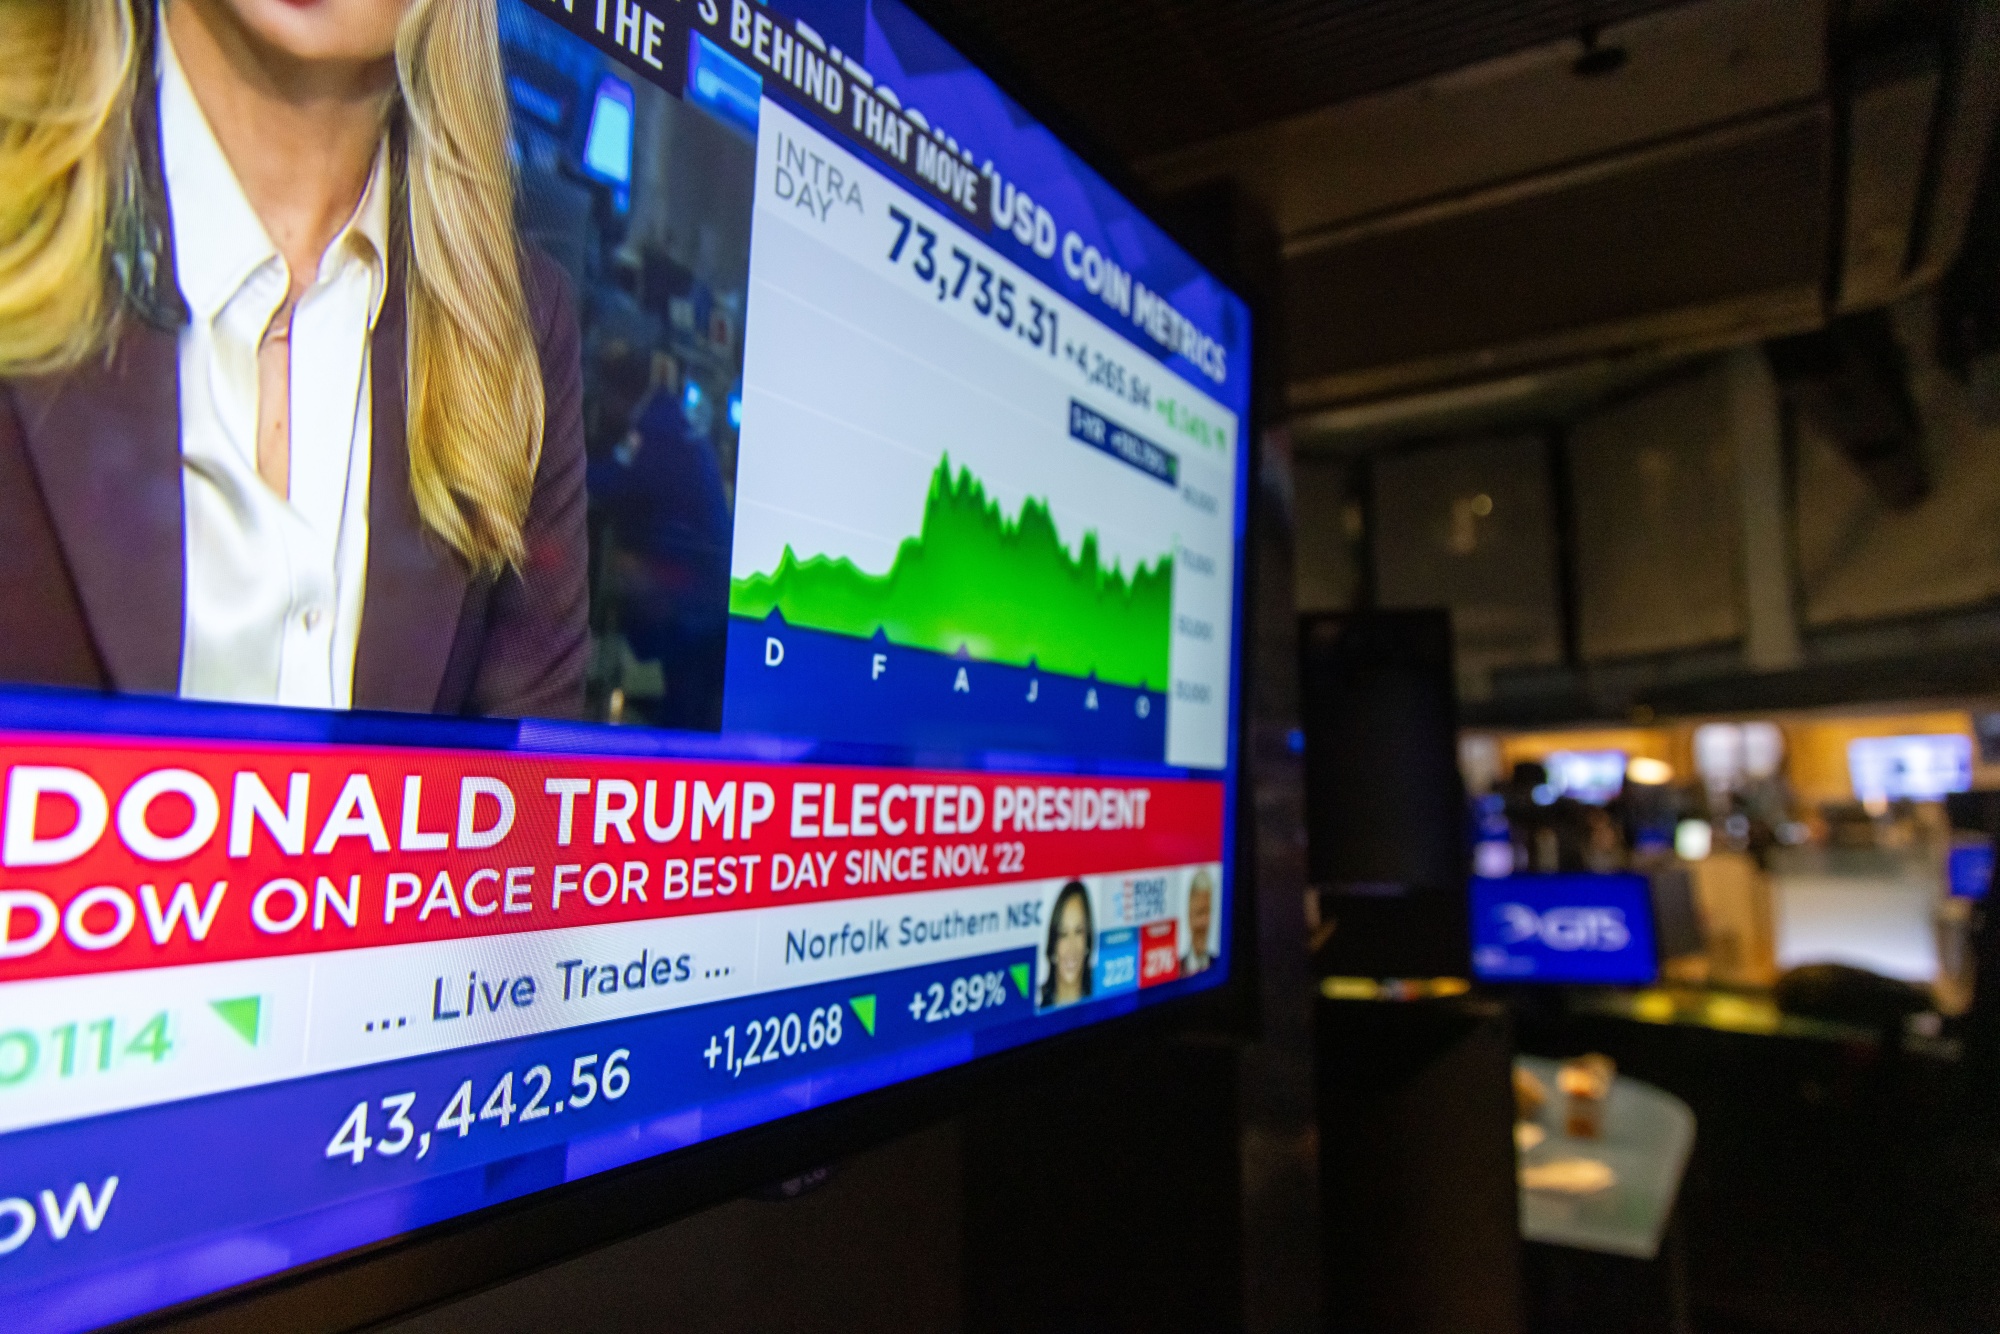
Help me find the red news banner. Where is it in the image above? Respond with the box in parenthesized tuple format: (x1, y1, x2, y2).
(0, 733, 1225, 981)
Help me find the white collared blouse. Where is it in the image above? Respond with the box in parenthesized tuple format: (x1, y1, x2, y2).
(158, 12, 389, 710)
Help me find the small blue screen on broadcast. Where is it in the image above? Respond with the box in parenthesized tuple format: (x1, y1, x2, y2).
(581, 76, 635, 185)
(1470, 873, 1659, 985)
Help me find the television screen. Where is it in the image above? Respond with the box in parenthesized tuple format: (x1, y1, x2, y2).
(1848, 735, 1974, 803)
(0, 1, 1251, 1327)
(1469, 874, 1659, 985)
(1544, 750, 1625, 805)
(1949, 842, 1993, 899)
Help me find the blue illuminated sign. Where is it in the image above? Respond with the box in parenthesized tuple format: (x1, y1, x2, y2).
(1470, 874, 1658, 985)
(1950, 843, 1993, 899)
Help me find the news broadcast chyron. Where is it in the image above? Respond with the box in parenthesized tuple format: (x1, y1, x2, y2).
(0, 0, 1251, 1328)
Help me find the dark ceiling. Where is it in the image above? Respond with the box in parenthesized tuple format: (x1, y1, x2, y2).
(911, 0, 1692, 162)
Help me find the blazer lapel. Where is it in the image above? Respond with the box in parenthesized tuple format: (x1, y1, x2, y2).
(353, 277, 470, 712)
(12, 327, 187, 695)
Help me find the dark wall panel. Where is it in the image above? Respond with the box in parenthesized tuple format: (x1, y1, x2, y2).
(1284, 111, 1829, 384)
(1373, 435, 1564, 682)
(1568, 364, 1745, 661)
(915, 0, 1684, 162)
(1796, 352, 2000, 626)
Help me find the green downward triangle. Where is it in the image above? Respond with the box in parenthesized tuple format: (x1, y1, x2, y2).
(1009, 963, 1031, 998)
(848, 995, 877, 1036)
(211, 996, 262, 1046)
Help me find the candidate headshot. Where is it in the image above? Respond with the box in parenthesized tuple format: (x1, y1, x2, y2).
(0, 0, 587, 718)
(1180, 868, 1218, 976)
(1039, 879, 1094, 1010)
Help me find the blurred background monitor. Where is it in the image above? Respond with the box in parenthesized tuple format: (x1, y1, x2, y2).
(1849, 734, 1974, 804)
(1950, 843, 1994, 900)
(1469, 873, 1661, 986)
(1544, 749, 1627, 805)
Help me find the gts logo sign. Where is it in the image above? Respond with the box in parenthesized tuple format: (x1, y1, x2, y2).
(1497, 904, 1631, 953)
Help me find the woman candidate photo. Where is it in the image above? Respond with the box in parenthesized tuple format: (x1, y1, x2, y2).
(0, 0, 588, 718)
(1039, 879, 1094, 1010)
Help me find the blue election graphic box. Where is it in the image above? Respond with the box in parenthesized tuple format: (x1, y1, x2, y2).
(1470, 873, 1659, 985)
(1096, 927, 1141, 996)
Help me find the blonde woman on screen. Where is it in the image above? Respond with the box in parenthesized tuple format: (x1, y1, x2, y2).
(0, 0, 588, 717)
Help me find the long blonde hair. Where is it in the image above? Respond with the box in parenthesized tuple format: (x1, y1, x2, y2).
(0, 0, 543, 575)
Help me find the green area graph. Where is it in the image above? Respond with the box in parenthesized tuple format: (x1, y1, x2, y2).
(730, 456, 1173, 688)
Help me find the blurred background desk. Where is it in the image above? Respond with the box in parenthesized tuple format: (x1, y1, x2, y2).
(1516, 1056, 1696, 1260)
(1514, 1057, 1696, 1334)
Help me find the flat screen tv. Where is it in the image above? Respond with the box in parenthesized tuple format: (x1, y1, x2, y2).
(1848, 734, 1974, 804)
(1469, 874, 1660, 986)
(1544, 750, 1625, 805)
(0, 2, 1253, 1328)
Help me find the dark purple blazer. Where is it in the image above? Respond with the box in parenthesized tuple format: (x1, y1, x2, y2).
(0, 77, 589, 720)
